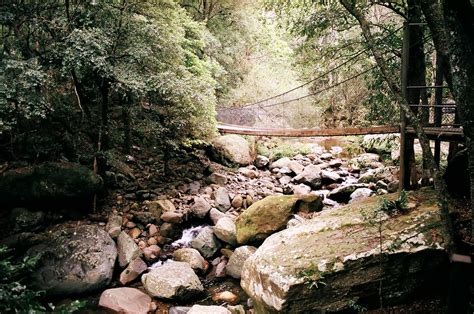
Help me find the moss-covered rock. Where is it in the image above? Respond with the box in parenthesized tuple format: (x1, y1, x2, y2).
(0, 162, 103, 211)
(211, 135, 254, 166)
(236, 194, 323, 244)
(241, 188, 450, 313)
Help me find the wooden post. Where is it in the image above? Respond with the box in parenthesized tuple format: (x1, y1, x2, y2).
(399, 22, 410, 191)
(434, 53, 444, 167)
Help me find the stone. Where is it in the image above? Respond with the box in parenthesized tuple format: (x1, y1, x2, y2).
(349, 188, 374, 203)
(293, 164, 322, 189)
(350, 153, 381, 167)
(212, 135, 253, 166)
(327, 184, 369, 203)
(149, 224, 159, 236)
(226, 245, 257, 279)
(142, 261, 204, 300)
(255, 155, 270, 168)
(279, 175, 292, 185)
(156, 199, 176, 213)
(227, 305, 246, 314)
(169, 307, 192, 314)
(191, 196, 211, 219)
(388, 180, 399, 193)
(321, 170, 342, 183)
(214, 217, 237, 245)
(0, 162, 103, 211)
(236, 194, 322, 244)
(119, 257, 147, 285)
(208, 173, 228, 186)
(292, 183, 312, 195)
(213, 187, 231, 212)
(143, 245, 161, 261)
(188, 305, 231, 314)
(241, 188, 449, 313)
(231, 195, 244, 208)
(9, 208, 45, 232)
(173, 248, 207, 271)
(191, 226, 222, 258)
(320, 152, 333, 160)
(287, 161, 304, 175)
(215, 259, 227, 278)
(146, 200, 163, 219)
(269, 157, 291, 170)
(160, 211, 183, 224)
(99, 288, 151, 314)
(358, 166, 398, 184)
(212, 291, 240, 305)
(210, 208, 227, 225)
(239, 167, 259, 179)
(329, 159, 343, 168)
(27, 225, 116, 295)
(117, 231, 142, 267)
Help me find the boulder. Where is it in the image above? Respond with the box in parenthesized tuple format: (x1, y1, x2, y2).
(320, 170, 342, 184)
(214, 217, 237, 245)
(239, 167, 259, 179)
(117, 231, 142, 267)
(208, 173, 228, 186)
(269, 157, 291, 170)
(350, 153, 381, 167)
(241, 189, 449, 313)
(9, 207, 45, 232)
(99, 288, 151, 314)
(349, 188, 374, 203)
(188, 305, 231, 314)
(287, 161, 304, 175)
(358, 166, 398, 184)
(293, 165, 322, 189)
(160, 211, 183, 224)
(255, 155, 270, 168)
(28, 225, 116, 295)
(119, 257, 147, 285)
(142, 261, 204, 300)
(210, 208, 227, 225)
(191, 226, 222, 258)
(156, 199, 176, 212)
(226, 246, 257, 279)
(0, 162, 103, 211)
(236, 194, 322, 244)
(173, 248, 207, 271)
(231, 195, 244, 208)
(191, 197, 212, 219)
(327, 184, 369, 203)
(292, 184, 312, 195)
(362, 134, 399, 155)
(212, 135, 253, 166)
(213, 187, 231, 212)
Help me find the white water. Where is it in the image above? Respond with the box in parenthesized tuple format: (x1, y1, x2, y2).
(171, 225, 206, 248)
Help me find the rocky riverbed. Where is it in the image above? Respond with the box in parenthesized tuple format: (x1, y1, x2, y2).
(0, 134, 452, 313)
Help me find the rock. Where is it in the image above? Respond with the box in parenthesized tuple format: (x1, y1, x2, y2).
(212, 135, 253, 166)
(146, 200, 163, 219)
(210, 208, 227, 225)
(241, 188, 449, 313)
(169, 307, 192, 314)
(350, 153, 381, 167)
(160, 211, 183, 224)
(444, 148, 469, 197)
(133, 211, 155, 225)
(129, 227, 142, 239)
(292, 183, 312, 195)
(226, 246, 257, 279)
(327, 184, 368, 203)
(349, 188, 374, 203)
(0, 162, 103, 211)
(191, 226, 222, 258)
(213, 187, 231, 212)
(215, 259, 227, 278)
(358, 166, 398, 184)
(212, 291, 240, 305)
(28, 225, 116, 295)
(227, 305, 246, 314)
(269, 157, 291, 170)
(99, 287, 151, 314)
(117, 231, 142, 267)
(287, 161, 304, 175)
(9, 207, 45, 232)
(208, 173, 228, 186)
(188, 305, 231, 314)
(231, 195, 244, 208)
(246, 195, 254, 207)
(149, 224, 159, 236)
(189, 197, 210, 219)
(156, 199, 176, 212)
(239, 167, 259, 179)
(119, 258, 147, 285)
(236, 194, 323, 244)
(388, 180, 399, 193)
(255, 155, 270, 168)
(279, 175, 292, 185)
(329, 159, 343, 168)
(321, 170, 342, 183)
(142, 261, 204, 300)
(143, 245, 161, 261)
(320, 152, 333, 160)
(160, 222, 177, 238)
(214, 217, 237, 245)
(293, 165, 322, 189)
(173, 248, 207, 271)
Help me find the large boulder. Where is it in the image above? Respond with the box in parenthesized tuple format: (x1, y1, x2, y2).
(0, 162, 103, 211)
(214, 217, 237, 245)
(236, 194, 323, 244)
(28, 225, 116, 295)
(212, 135, 253, 166)
(99, 287, 151, 314)
(241, 188, 450, 313)
(226, 246, 257, 279)
(142, 261, 204, 301)
(293, 165, 323, 189)
(191, 226, 222, 258)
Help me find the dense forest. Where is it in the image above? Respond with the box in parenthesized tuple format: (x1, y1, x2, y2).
(1, 0, 474, 313)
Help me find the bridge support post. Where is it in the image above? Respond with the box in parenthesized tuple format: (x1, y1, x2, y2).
(399, 22, 410, 191)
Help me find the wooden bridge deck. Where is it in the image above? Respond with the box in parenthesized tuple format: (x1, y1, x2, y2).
(217, 123, 464, 140)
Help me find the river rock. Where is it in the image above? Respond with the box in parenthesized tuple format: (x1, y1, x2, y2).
(9, 207, 45, 232)
(213, 187, 231, 212)
(191, 226, 222, 258)
(208, 173, 228, 186)
(358, 166, 398, 184)
(231, 194, 244, 208)
(288, 161, 304, 175)
(255, 155, 270, 168)
(226, 245, 257, 279)
(350, 153, 381, 167)
(191, 196, 211, 219)
(105, 213, 122, 238)
(142, 261, 204, 300)
(212, 135, 253, 166)
(349, 188, 374, 203)
(0, 162, 103, 211)
(210, 208, 227, 225)
(212, 291, 240, 305)
(293, 164, 322, 189)
(188, 305, 231, 314)
(117, 231, 142, 267)
(236, 194, 322, 244)
(239, 167, 259, 179)
(173, 248, 207, 271)
(321, 170, 342, 183)
(269, 157, 291, 170)
(292, 183, 312, 195)
(119, 257, 147, 285)
(241, 188, 449, 313)
(160, 211, 183, 224)
(99, 287, 151, 314)
(214, 217, 237, 245)
(327, 184, 368, 203)
(156, 199, 176, 212)
(28, 225, 116, 295)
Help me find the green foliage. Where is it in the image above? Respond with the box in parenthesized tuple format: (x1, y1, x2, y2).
(257, 139, 312, 159)
(297, 262, 327, 290)
(380, 190, 409, 215)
